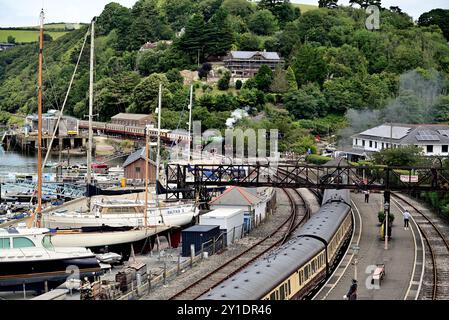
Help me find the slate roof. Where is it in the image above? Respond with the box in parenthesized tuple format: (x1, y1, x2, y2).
(111, 113, 154, 121)
(227, 51, 281, 60)
(209, 186, 262, 207)
(123, 147, 156, 168)
(353, 124, 449, 145)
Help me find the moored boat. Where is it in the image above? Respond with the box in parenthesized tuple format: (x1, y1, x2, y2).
(0, 226, 101, 292)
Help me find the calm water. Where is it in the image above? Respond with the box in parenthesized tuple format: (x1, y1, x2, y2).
(0, 145, 123, 177)
(0, 145, 86, 176)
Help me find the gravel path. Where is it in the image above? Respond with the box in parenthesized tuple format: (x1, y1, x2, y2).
(141, 189, 297, 300)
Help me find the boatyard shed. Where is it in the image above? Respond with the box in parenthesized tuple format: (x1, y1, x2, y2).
(111, 113, 154, 127)
(123, 147, 157, 181)
(200, 208, 244, 245)
(181, 225, 220, 257)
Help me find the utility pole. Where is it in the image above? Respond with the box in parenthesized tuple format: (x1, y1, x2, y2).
(156, 84, 162, 188)
(384, 190, 391, 250)
(144, 126, 149, 229)
(86, 17, 95, 211)
(188, 84, 193, 161)
(35, 8, 44, 228)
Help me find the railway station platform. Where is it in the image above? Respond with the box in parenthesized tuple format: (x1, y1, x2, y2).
(314, 192, 418, 300)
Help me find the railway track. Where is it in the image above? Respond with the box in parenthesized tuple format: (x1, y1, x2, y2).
(392, 193, 449, 300)
(169, 188, 310, 300)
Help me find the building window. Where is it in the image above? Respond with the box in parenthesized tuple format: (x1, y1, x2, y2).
(443, 145, 448, 153)
(362, 140, 365, 147)
(355, 139, 358, 145)
(375, 142, 378, 149)
(381, 143, 384, 149)
(369, 141, 373, 148)
(427, 145, 433, 153)
(135, 167, 141, 173)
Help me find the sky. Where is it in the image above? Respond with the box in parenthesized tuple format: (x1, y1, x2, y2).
(0, 0, 448, 27)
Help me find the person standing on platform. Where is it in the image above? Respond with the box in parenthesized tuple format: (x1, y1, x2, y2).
(345, 279, 358, 300)
(364, 190, 370, 203)
(403, 210, 411, 230)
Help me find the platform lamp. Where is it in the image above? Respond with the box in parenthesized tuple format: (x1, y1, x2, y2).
(351, 244, 360, 281)
(384, 200, 390, 250)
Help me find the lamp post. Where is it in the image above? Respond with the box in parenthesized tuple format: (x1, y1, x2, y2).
(351, 245, 360, 281)
(384, 200, 390, 250)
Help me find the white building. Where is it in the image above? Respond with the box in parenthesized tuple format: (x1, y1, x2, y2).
(208, 186, 276, 232)
(352, 124, 449, 156)
(200, 208, 244, 245)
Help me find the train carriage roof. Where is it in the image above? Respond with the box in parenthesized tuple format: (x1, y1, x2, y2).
(198, 237, 324, 300)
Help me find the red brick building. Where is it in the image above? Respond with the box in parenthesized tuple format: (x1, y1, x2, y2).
(111, 113, 155, 127)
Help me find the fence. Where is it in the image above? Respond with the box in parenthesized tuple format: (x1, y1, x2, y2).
(116, 224, 248, 300)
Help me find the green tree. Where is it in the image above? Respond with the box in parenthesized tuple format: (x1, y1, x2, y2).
(218, 71, 231, 90)
(270, 67, 289, 94)
(292, 43, 328, 86)
(204, 8, 234, 57)
(129, 73, 171, 114)
(96, 2, 131, 36)
(176, 14, 207, 62)
(285, 83, 328, 119)
(318, 0, 338, 8)
(324, 44, 368, 78)
(432, 95, 449, 122)
(198, 63, 212, 80)
(222, 0, 255, 18)
(238, 33, 261, 51)
(372, 146, 424, 167)
(164, 0, 196, 31)
(7, 36, 16, 44)
(257, 0, 299, 27)
(127, 0, 173, 51)
(235, 80, 243, 90)
(254, 65, 274, 92)
(418, 9, 449, 41)
(248, 9, 279, 35)
(285, 66, 298, 91)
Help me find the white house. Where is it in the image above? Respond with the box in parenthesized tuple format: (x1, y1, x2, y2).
(352, 124, 449, 156)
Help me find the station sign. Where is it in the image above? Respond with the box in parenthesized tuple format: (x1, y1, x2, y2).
(400, 175, 418, 183)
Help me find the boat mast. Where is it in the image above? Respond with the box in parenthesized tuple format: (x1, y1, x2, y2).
(144, 127, 149, 228)
(36, 9, 45, 228)
(86, 18, 95, 210)
(156, 84, 162, 190)
(188, 84, 193, 161)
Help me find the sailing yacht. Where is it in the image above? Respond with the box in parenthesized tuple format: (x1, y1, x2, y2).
(43, 78, 199, 232)
(0, 10, 101, 293)
(39, 19, 197, 256)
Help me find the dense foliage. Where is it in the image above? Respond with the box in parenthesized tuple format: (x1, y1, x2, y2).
(1, 0, 449, 155)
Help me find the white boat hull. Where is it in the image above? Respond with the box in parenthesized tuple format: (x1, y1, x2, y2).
(44, 206, 198, 229)
(50, 228, 159, 248)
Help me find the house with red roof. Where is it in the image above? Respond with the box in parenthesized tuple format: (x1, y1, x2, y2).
(209, 186, 276, 232)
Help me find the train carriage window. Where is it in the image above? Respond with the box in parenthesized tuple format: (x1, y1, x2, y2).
(288, 280, 291, 295)
(280, 285, 285, 300)
(270, 292, 276, 300)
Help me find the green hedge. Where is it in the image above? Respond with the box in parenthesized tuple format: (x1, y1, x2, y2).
(306, 154, 332, 165)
